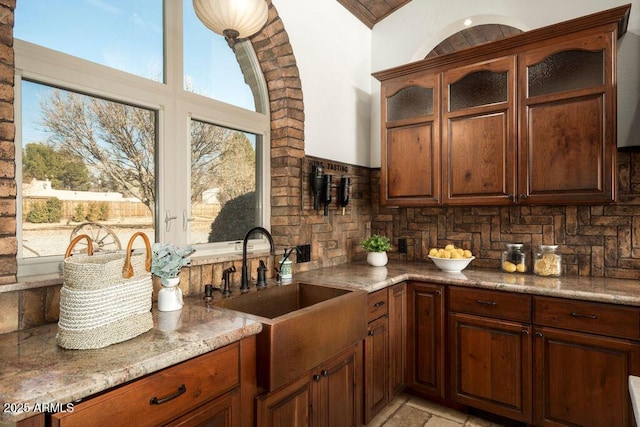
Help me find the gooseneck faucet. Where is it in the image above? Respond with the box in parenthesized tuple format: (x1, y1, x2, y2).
(240, 227, 276, 292)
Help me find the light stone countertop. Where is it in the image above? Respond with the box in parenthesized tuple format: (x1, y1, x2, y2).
(0, 299, 262, 424)
(3, 260, 640, 424)
(293, 261, 640, 306)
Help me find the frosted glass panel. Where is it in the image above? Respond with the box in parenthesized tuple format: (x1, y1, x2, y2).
(387, 86, 433, 121)
(528, 50, 604, 97)
(449, 70, 508, 112)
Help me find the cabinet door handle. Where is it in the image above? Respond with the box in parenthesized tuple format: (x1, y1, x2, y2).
(476, 299, 497, 306)
(519, 194, 528, 199)
(374, 301, 385, 307)
(522, 329, 529, 335)
(150, 384, 186, 405)
(535, 332, 543, 337)
(570, 312, 598, 319)
(368, 330, 375, 336)
(321, 369, 329, 377)
(436, 290, 441, 296)
(313, 374, 321, 382)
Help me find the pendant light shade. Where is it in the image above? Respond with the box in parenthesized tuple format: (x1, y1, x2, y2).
(193, 0, 268, 47)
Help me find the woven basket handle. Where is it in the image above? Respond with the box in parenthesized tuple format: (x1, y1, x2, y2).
(122, 232, 152, 278)
(65, 235, 94, 258)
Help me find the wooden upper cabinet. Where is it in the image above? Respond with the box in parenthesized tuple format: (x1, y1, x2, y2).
(518, 29, 617, 204)
(373, 4, 630, 207)
(442, 56, 517, 205)
(381, 73, 441, 206)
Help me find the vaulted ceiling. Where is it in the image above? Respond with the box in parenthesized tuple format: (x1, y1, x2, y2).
(336, 0, 412, 29)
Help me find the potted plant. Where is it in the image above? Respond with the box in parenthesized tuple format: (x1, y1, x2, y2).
(151, 243, 195, 311)
(360, 234, 392, 266)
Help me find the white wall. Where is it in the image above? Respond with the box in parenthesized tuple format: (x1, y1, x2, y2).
(273, 0, 372, 167)
(369, 0, 640, 166)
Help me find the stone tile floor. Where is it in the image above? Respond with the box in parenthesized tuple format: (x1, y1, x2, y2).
(367, 393, 506, 427)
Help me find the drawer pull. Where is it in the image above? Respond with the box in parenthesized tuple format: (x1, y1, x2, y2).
(150, 384, 186, 405)
(368, 330, 375, 336)
(522, 329, 529, 335)
(313, 374, 321, 382)
(321, 369, 329, 377)
(373, 301, 385, 307)
(570, 312, 598, 320)
(476, 299, 497, 306)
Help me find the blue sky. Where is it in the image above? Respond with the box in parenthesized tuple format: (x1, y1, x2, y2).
(15, 0, 254, 145)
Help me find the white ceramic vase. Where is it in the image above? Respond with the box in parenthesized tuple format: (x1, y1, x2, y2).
(158, 276, 184, 312)
(367, 251, 388, 267)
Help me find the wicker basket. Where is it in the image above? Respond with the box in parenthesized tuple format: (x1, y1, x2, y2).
(57, 232, 153, 350)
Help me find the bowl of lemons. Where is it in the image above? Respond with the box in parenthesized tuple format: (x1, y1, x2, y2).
(428, 244, 475, 272)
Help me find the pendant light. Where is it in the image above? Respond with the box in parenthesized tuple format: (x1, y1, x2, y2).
(193, 0, 269, 48)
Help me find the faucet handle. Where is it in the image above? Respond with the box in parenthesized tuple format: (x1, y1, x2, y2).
(256, 260, 268, 289)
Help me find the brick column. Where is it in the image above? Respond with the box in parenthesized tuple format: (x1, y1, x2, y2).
(0, 0, 15, 285)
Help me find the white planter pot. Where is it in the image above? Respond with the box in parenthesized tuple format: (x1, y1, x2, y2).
(367, 251, 388, 267)
(158, 276, 184, 312)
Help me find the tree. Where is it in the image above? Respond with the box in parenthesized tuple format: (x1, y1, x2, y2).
(40, 90, 156, 211)
(39, 90, 249, 214)
(212, 131, 256, 205)
(22, 142, 91, 190)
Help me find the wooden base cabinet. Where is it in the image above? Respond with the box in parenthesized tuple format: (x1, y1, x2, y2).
(364, 283, 406, 424)
(256, 342, 363, 427)
(448, 313, 533, 423)
(50, 338, 254, 427)
(534, 327, 640, 427)
(388, 283, 407, 397)
(533, 295, 640, 427)
(406, 282, 445, 399)
(448, 287, 533, 423)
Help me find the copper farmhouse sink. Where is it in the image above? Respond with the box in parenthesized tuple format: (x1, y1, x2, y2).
(215, 282, 367, 391)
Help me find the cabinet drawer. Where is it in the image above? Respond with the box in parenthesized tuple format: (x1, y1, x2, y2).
(52, 343, 240, 427)
(534, 296, 640, 340)
(448, 287, 531, 323)
(368, 289, 389, 322)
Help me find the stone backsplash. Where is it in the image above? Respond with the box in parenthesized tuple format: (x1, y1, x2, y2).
(375, 149, 640, 280)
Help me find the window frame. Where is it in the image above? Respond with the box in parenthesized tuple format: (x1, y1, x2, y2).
(14, 1, 271, 277)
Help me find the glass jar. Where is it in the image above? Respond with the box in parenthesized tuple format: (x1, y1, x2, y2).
(501, 243, 526, 273)
(534, 245, 562, 277)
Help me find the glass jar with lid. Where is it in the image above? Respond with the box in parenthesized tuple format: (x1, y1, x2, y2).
(501, 243, 526, 273)
(534, 245, 562, 277)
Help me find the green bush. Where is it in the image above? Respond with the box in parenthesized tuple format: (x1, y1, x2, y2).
(46, 198, 63, 222)
(85, 202, 109, 221)
(72, 204, 85, 222)
(26, 201, 48, 223)
(26, 198, 63, 223)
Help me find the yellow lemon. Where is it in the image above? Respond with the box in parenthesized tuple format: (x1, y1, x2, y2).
(429, 248, 439, 257)
(445, 244, 456, 251)
(502, 261, 517, 273)
(463, 249, 473, 258)
(516, 263, 527, 273)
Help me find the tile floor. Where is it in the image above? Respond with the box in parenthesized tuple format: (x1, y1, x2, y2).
(366, 393, 506, 427)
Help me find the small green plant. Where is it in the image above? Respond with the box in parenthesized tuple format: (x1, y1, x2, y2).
(360, 234, 392, 252)
(151, 243, 196, 280)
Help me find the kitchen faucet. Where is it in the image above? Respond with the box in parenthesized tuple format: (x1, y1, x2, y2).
(240, 227, 275, 291)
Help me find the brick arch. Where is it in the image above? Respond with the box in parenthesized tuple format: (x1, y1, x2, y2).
(249, 2, 305, 247)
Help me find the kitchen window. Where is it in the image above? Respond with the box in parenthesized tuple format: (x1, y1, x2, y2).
(14, 1, 270, 277)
